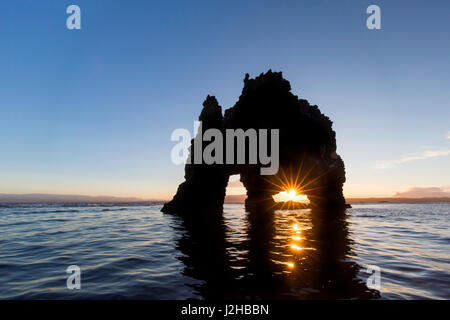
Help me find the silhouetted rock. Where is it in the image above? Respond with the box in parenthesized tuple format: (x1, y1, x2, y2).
(162, 71, 347, 215)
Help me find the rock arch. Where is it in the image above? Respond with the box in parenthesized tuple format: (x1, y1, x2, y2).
(162, 71, 346, 215)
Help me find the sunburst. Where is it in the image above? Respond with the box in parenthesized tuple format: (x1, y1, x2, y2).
(260, 156, 332, 210)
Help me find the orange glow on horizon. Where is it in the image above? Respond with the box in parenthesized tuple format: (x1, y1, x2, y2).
(273, 189, 309, 203)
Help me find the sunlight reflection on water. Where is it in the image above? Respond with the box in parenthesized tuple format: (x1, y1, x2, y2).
(0, 203, 448, 299)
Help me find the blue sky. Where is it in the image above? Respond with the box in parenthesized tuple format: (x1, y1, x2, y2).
(0, 0, 449, 199)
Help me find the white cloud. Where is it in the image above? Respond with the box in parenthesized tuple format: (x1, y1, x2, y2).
(446, 131, 450, 139)
(375, 149, 450, 169)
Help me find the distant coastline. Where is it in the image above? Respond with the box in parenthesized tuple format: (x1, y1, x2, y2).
(0, 193, 449, 204)
(345, 197, 450, 203)
(223, 194, 450, 204)
(0, 193, 157, 204)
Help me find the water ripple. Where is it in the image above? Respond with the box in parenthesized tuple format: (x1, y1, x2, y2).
(0, 203, 448, 299)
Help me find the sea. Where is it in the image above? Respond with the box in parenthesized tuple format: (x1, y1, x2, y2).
(0, 203, 448, 299)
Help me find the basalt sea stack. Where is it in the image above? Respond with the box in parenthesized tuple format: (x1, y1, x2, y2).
(162, 71, 346, 215)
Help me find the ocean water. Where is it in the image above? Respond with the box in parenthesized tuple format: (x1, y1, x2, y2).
(0, 203, 448, 299)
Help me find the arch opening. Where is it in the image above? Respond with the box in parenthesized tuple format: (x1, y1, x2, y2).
(225, 175, 246, 196)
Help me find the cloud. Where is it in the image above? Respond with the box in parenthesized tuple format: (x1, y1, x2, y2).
(447, 131, 450, 139)
(394, 187, 450, 198)
(375, 149, 450, 169)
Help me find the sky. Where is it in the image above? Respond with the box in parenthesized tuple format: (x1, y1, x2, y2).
(0, 0, 449, 199)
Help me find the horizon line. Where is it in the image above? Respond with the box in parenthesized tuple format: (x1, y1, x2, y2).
(1, 192, 450, 204)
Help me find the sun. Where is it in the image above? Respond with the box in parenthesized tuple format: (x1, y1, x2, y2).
(287, 189, 297, 199)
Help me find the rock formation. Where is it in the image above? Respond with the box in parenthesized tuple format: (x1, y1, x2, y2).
(162, 71, 346, 215)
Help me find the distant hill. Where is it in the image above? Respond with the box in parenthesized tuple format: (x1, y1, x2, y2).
(393, 187, 450, 198)
(0, 193, 145, 204)
(346, 197, 450, 203)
